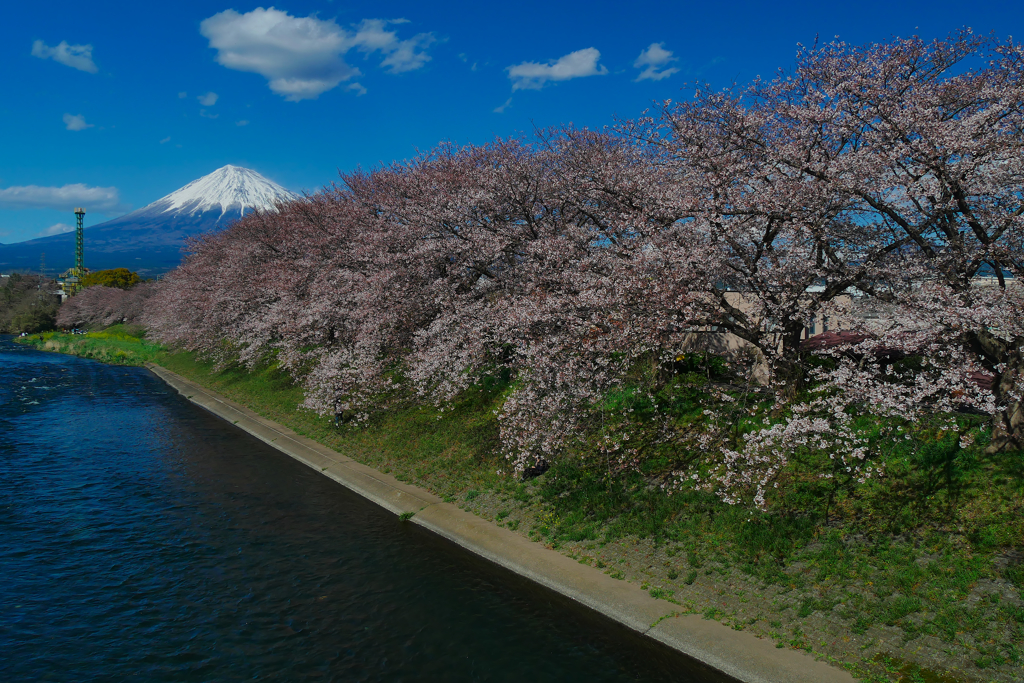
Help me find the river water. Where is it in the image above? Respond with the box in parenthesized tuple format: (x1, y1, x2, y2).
(0, 337, 711, 682)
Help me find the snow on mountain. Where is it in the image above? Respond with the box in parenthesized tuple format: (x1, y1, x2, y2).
(140, 165, 300, 219)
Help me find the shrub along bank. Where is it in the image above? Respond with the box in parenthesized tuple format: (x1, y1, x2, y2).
(17, 331, 1024, 683)
(1, 273, 59, 333)
(25, 325, 164, 365)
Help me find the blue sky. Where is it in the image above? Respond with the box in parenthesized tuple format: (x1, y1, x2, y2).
(1, 0, 1021, 243)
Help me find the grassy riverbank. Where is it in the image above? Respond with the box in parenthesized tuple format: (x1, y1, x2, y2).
(19, 331, 1024, 683)
(24, 325, 165, 365)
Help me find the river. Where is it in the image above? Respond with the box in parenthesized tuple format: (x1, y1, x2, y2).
(0, 337, 711, 682)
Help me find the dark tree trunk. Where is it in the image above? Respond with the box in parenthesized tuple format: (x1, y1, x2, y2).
(774, 322, 809, 392)
(969, 331, 1024, 454)
(989, 352, 1024, 454)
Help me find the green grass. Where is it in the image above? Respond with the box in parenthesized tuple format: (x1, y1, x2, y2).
(20, 326, 165, 365)
(528, 455, 1022, 661)
(871, 653, 962, 683)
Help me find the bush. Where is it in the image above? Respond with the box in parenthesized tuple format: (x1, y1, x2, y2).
(1, 273, 60, 333)
(81, 268, 142, 290)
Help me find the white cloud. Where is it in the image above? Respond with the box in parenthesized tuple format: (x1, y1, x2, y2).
(63, 113, 93, 131)
(350, 19, 434, 73)
(493, 97, 512, 114)
(198, 91, 218, 106)
(199, 109, 218, 119)
(236, 119, 249, 126)
(31, 39, 98, 73)
(200, 8, 356, 101)
(346, 82, 367, 96)
(507, 48, 607, 91)
(178, 91, 188, 98)
(160, 136, 171, 144)
(0, 183, 121, 211)
(634, 43, 679, 82)
(199, 8, 434, 101)
(39, 222, 74, 237)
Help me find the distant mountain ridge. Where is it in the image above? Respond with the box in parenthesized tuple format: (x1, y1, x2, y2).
(0, 165, 300, 275)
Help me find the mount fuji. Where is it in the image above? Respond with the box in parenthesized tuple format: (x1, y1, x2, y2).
(0, 165, 300, 275)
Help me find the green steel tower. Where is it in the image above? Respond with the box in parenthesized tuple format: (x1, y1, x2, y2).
(74, 207, 85, 276)
(58, 208, 87, 296)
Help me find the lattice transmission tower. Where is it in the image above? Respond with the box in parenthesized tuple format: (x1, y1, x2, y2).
(58, 207, 88, 296)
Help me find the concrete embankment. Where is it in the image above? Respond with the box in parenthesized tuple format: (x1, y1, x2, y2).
(147, 363, 854, 683)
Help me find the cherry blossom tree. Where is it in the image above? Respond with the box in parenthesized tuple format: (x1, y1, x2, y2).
(142, 30, 1024, 501)
(757, 30, 1024, 451)
(641, 29, 1024, 451)
(57, 282, 157, 329)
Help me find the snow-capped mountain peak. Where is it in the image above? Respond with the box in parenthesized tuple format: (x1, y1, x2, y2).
(142, 165, 300, 219)
(0, 165, 304, 275)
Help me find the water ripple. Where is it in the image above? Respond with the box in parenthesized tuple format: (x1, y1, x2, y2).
(0, 337, 702, 682)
